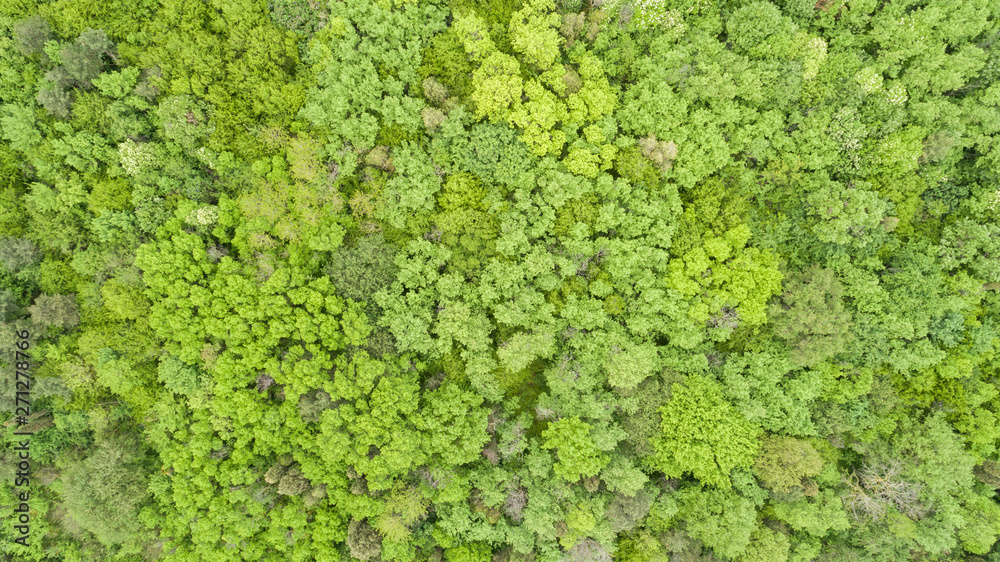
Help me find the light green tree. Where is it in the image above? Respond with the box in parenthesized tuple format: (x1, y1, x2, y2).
(653, 375, 761, 488)
(509, 0, 563, 71)
(541, 416, 609, 482)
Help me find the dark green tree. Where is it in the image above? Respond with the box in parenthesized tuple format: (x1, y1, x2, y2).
(769, 265, 852, 367)
(60, 435, 153, 550)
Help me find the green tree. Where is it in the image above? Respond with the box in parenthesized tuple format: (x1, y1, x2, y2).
(51, 28, 116, 89)
(417, 381, 490, 467)
(154, 94, 215, 150)
(91, 67, 140, 100)
(346, 519, 382, 561)
(29, 293, 79, 330)
(471, 51, 523, 123)
(36, 83, 72, 119)
(13, 16, 53, 59)
(326, 233, 398, 306)
(0, 236, 40, 274)
(652, 375, 761, 488)
(157, 355, 202, 396)
(726, 1, 797, 60)
(676, 485, 757, 559)
(939, 219, 1000, 283)
(753, 436, 824, 494)
(769, 265, 852, 368)
(770, 488, 850, 539)
(541, 416, 609, 483)
(738, 525, 791, 562)
(0, 104, 42, 152)
(805, 176, 889, 248)
(508, 0, 563, 71)
(718, 346, 820, 434)
(60, 435, 153, 551)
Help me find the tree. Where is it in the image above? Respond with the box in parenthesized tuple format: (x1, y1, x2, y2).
(541, 416, 609, 482)
(604, 338, 659, 390)
(958, 492, 1000, 555)
(652, 375, 761, 488)
(374, 485, 430, 542)
(36, 82, 72, 119)
(769, 265, 852, 368)
(675, 485, 757, 559)
(770, 488, 850, 538)
(92, 67, 141, 100)
(419, 28, 475, 102)
(416, 381, 490, 467)
(509, 79, 568, 156)
(298, 0, 445, 163)
(157, 355, 202, 396)
(0, 288, 20, 321)
(725, 1, 797, 59)
(326, 233, 398, 306)
(739, 525, 790, 562)
(346, 519, 382, 561)
(13, 16, 53, 59)
(29, 293, 79, 330)
(666, 224, 783, 330)
(638, 134, 678, 172)
(605, 489, 652, 533)
(268, 0, 328, 36)
(471, 51, 523, 122)
(939, 219, 1000, 283)
(805, 176, 889, 248)
(55, 29, 116, 89)
(753, 436, 824, 494)
(460, 122, 535, 188)
(0, 104, 42, 152)
(155, 94, 215, 150)
(60, 435, 153, 550)
(508, 0, 563, 71)
(276, 466, 311, 496)
(718, 346, 819, 434)
(452, 9, 496, 62)
(376, 141, 443, 230)
(0, 236, 40, 273)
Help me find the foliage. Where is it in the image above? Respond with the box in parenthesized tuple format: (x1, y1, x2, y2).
(541, 416, 608, 482)
(753, 436, 824, 494)
(769, 265, 852, 368)
(653, 375, 762, 488)
(28, 293, 78, 330)
(2, 0, 1000, 558)
(59, 435, 153, 550)
(325, 233, 398, 305)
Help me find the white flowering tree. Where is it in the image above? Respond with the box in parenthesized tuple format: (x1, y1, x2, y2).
(117, 139, 159, 176)
(184, 205, 219, 228)
(600, 0, 690, 34)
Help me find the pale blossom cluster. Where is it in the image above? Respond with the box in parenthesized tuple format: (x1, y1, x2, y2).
(885, 82, 908, 106)
(897, 16, 927, 42)
(658, 9, 686, 38)
(686, 0, 712, 14)
(854, 67, 883, 95)
(186, 205, 219, 226)
(867, 135, 920, 169)
(987, 189, 1000, 212)
(118, 139, 156, 176)
(828, 107, 865, 169)
(195, 147, 217, 170)
(602, 0, 686, 33)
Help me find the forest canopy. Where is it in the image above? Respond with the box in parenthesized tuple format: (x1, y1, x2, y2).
(1, 0, 1000, 560)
